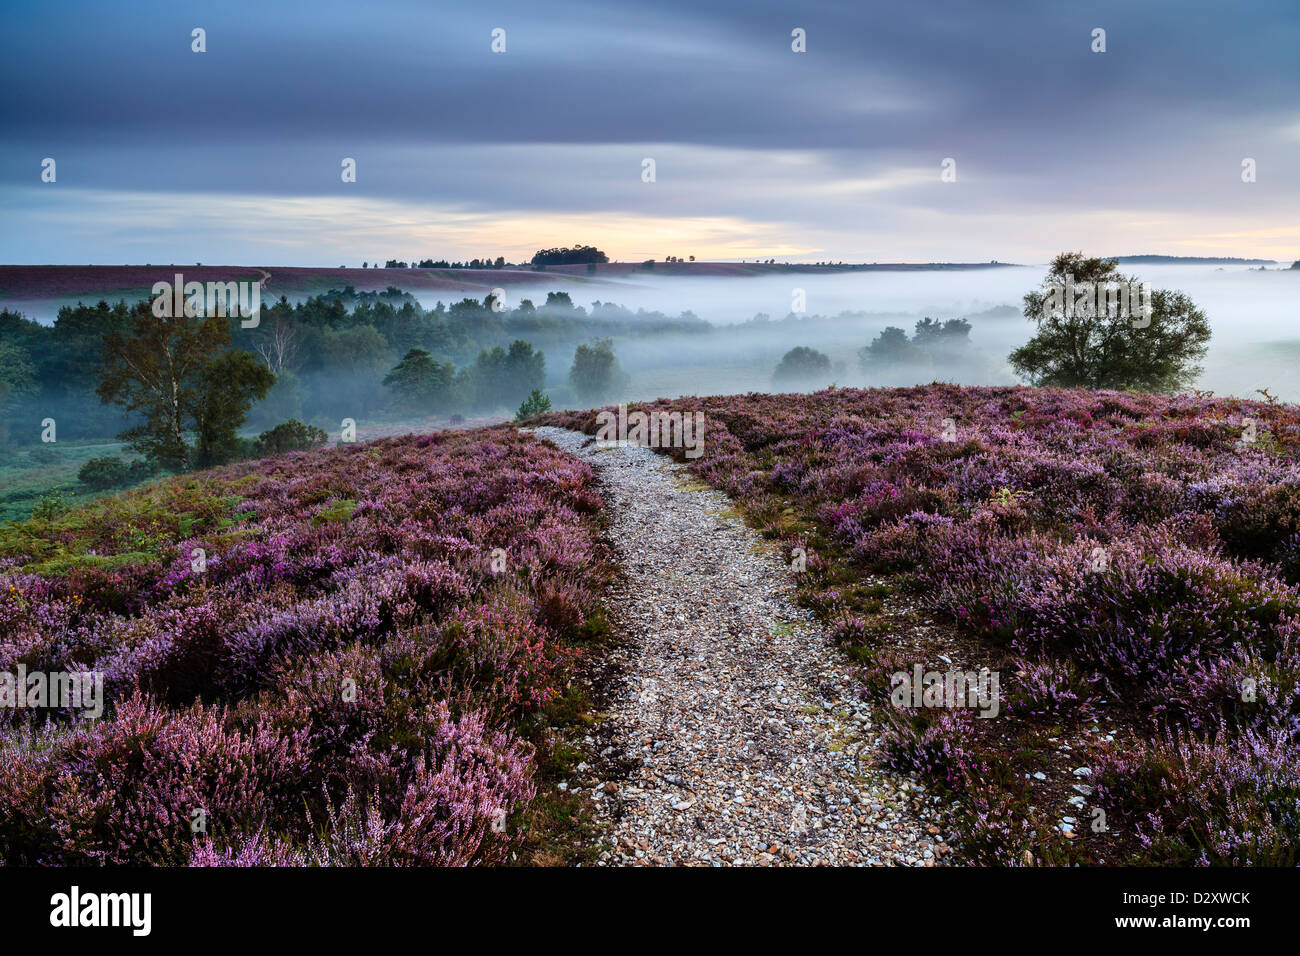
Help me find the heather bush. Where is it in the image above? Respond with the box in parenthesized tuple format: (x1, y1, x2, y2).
(0, 427, 610, 865)
(1092, 726, 1300, 866)
(540, 385, 1300, 864)
(878, 707, 982, 792)
(1006, 656, 1102, 725)
(1, 692, 312, 865)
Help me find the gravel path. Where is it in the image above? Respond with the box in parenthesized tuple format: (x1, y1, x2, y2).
(531, 427, 951, 867)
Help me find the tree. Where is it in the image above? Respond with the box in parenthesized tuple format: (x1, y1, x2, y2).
(1009, 252, 1211, 392)
(383, 347, 457, 412)
(568, 338, 625, 403)
(97, 302, 232, 470)
(773, 346, 831, 385)
(530, 245, 608, 266)
(515, 389, 552, 421)
(912, 317, 972, 357)
(858, 328, 921, 368)
(252, 313, 301, 375)
(193, 350, 276, 467)
(0, 381, 9, 451)
(472, 339, 545, 410)
(0, 340, 38, 399)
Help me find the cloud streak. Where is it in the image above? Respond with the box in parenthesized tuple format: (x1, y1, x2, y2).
(1, 0, 1297, 263)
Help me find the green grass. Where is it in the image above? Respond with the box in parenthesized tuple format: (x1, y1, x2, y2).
(0, 439, 149, 523)
(0, 470, 250, 573)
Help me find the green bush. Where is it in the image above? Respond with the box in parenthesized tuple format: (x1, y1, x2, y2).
(31, 490, 69, 521)
(78, 456, 130, 490)
(253, 420, 329, 457)
(515, 389, 552, 422)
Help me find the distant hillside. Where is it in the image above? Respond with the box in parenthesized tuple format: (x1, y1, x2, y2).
(0, 264, 592, 306)
(1106, 254, 1277, 265)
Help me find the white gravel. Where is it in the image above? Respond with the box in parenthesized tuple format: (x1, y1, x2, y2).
(530, 427, 950, 866)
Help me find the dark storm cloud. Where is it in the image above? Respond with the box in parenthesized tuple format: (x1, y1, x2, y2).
(3, 0, 1296, 151)
(0, 0, 1296, 263)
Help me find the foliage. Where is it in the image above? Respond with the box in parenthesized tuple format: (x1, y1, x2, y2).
(861, 318, 973, 370)
(568, 338, 626, 403)
(0, 427, 612, 865)
(2, 293, 713, 446)
(472, 340, 545, 411)
(772, 346, 831, 385)
(30, 490, 69, 521)
(96, 301, 272, 470)
(515, 389, 552, 422)
(194, 350, 276, 468)
(251, 420, 329, 457)
(0, 340, 38, 399)
(1009, 252, 1211, 392)
(77, 456, 158, 491)
(382, 348, 458, 413)
(530, 245, 608, 266)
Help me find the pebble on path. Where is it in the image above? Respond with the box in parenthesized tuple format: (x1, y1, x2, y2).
(530, 427, 948, 867)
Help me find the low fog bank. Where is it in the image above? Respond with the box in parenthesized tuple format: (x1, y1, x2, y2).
(597, 307, 1021, 406)
(516, 264, 1300, 406)
(3, 263, 1296, 468)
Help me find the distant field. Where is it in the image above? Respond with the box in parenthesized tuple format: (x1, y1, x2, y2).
(0, 439, 136, 523)
(0, 265, 595, 320)
(1198, 338, 1300, 403)
(0, 261, 1021, 322)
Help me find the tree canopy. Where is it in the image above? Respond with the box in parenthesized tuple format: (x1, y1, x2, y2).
(568, 338, 625, 402)
(773, 346, 832, 385)
(1009, 252, 1211, 392)
(97, 302, 273, 469)
(531, 245, 608, 266)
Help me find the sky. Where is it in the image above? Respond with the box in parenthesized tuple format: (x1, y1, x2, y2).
(1, 0, 1298, 266)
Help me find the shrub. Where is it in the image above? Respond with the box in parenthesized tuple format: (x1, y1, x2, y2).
(0, 427, 612, 865)
(515, 389, 552, 421)
(253, 419, 329, 457)
(30, 490, 69, 521)
(1093, 727, 1300, 866)
(78, 456, 130, 490)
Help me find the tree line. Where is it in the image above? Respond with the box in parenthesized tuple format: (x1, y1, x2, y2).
(0, 288, 637, 485)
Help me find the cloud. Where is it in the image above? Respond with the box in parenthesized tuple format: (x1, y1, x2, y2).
(1, 0, 1297, 263)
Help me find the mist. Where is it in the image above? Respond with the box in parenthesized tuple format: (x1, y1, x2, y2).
(396, 262, 1300, 406)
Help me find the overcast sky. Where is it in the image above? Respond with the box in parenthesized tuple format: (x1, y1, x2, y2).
(1, 0, 1297, 265)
